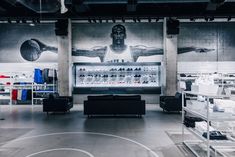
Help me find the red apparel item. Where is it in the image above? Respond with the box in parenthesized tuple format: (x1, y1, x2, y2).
(0, 75, 10, 78)
(12, 89, 18, 101)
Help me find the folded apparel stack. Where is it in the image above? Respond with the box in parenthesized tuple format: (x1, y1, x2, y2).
(195, 121, 227, 140)
(202, 131, 227, 140)
(213, 99, 235, 113)
(184, 115, 203, 128)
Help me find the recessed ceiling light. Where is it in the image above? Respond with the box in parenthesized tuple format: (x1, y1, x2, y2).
(29, 23, 35, 26)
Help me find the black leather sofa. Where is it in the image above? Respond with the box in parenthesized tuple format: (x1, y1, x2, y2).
(160, 92, 182, 112)
(43, 93, 73, 114)
(84, 95, 145, 116)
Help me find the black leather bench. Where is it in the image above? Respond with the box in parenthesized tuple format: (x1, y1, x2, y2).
(43, 93, 73, 114)
(84, 95, 145, 116)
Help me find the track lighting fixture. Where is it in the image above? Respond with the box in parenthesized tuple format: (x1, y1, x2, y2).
(7, 18, 12, 23)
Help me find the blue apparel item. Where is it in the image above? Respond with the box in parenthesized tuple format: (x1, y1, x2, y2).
(34, 68, 44, 84)
(21, 89, 27, 101)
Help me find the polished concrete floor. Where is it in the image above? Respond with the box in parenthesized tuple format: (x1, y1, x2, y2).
(0, 104, 188, 157)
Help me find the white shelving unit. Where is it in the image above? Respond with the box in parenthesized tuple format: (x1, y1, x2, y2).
(0, 72, 14, 105)
(0, 63, 58, 106)
(32, 83, 57, 105)
(182, 91, 235, 157)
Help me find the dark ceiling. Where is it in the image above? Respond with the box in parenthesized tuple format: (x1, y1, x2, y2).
(1, 0, 235, 20)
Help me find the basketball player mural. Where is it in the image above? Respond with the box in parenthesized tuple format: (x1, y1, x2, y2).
(20, 24, 215, 62)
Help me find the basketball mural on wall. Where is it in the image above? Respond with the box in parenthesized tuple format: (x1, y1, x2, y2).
(0, 23, 57, 63)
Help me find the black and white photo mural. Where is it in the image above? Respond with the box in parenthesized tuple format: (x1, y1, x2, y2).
(178, 22, 235, 62)
(72, 23, 163, 63)
(0, 23, 57, 63)
(2, 22, 234, 63)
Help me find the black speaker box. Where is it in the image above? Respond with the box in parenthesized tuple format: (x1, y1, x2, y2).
(55, 19, 68, 36)
(167, 19, 180, 35)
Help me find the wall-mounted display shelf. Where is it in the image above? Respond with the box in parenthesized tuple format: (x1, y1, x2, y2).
(73, 62, 161, 94)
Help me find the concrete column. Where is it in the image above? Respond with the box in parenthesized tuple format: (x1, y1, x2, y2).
(57, 19, 72, 96)
(162, 18, 178, 96)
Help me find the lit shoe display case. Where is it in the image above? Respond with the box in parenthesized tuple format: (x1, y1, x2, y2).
(73, 62, 161, 94)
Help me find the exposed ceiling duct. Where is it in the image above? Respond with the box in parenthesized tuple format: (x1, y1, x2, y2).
(1, 0, 235, 19)
(17, 0, 61, 13)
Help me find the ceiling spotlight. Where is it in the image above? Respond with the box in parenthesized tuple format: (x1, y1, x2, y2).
(99, 18, 102, 23)
(209, 16, 214, 21)
(133, 18, 137, 23)
(227, 16, 232, 21)
(190, 17, 195, 21)
(29, 23, 35, 26)
(7, 18, 12, 23)
(122, 17, 125, 23)
(22, 19, 26, 23)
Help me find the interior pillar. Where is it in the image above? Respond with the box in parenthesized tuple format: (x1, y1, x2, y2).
(57, 19, 72, 96)
(162, 18, 178, 96)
